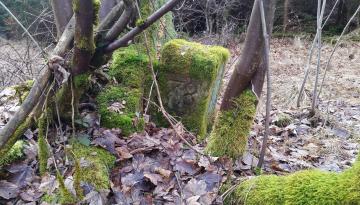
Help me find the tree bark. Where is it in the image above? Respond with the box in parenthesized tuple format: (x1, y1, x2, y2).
(72, 0, 96, 75)
(220, 0, 276, 110)
(99, 0, 118, 21)
(104, 0, 182, 52)
(105, 0, 134, 42)
(50, 0, 73, 39)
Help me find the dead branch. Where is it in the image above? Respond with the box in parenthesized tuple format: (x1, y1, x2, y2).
(96, 1, 125, 40)
(105, 0, 134, 42)
(50, 0, 73, 38)
(104, 0, 182, 52)
(318, 4, 360, 98)
(257, 0, 272, 169)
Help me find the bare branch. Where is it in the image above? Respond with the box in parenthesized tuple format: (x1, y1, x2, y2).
(104, 0, 182, 53)
(257, 0, 272, 169)
(50, 0, 73, 38)
(105, 0, 134, 42)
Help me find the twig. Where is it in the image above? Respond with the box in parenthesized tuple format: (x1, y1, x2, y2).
(175, 172, 184, 205)
(296, 0, 336, 107)
(317, 4, 360, 98)
(71, 78, 75, 138)
(257, 0, 271, 169)
(144, 72, 156, 115)
(311, 0, 327, 113)
(0, 1, 47, 58)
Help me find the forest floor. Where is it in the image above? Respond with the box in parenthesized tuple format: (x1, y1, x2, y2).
(0, 37, 359, 204)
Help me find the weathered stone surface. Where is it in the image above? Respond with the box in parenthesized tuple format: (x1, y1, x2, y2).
(158, 39, 230, 138)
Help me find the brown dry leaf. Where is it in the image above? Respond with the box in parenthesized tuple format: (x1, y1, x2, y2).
(155, 167, 172, 178)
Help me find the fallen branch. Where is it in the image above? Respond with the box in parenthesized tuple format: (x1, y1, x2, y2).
(104, 0, 182, 52)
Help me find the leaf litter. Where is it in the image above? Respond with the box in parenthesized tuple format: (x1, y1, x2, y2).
(0, 38, 359, 204)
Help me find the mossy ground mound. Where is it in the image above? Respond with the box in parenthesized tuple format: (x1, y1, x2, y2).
(97, 46, 149, 136)
(206, 89, 257, 158)
(224, 157, 360, 205)
(71, 142, 116, 190)
(158, 39, 230, 138)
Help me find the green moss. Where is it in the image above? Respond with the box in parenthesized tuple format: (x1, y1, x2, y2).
(109, 46, 150, 88)
(70, 142, 116, 190)
(76, 36, 95, 53)
(136, 18, 145, 27)
(160, 39, 230, 82)
(74, 73, 90, 89)
(92, 0, 100, 26)
(41, 193, 58, 204)
(206, 89, 257, 158)
(97, 86, 144, 136)
(12, 80, 34, 103)
(0, 117, 33, 167)
(38, 114, 49, 175)
(57, 170, 77, 204)
(157, 39, 230, 138)
(274, 113, 292, 127)
(73, 157, 83, 199)
(225, 157, 360, 205)
(0, 140, 25, 167)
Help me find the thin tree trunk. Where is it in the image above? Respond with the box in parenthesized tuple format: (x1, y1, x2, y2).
(72, 0, 96, 75)
(283, 0, 290, 32)
(50, 0, 73, 39)
(220, 0, 276, 110)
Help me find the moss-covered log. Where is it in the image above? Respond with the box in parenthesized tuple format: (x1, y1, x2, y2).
(158, 39, 230, 138)
(224, 157, 360, 205)
(206, 89, 257, 158)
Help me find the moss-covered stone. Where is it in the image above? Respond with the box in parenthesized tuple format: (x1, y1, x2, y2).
(224, 157, 360, 205)
(158, 39, 230, 138)
(70, 142, 116, 190)
(109, 46, 150, 88)
(97, 86, 144, 136)
(0, 140, 25, 167)
(206, 89, 257, 158)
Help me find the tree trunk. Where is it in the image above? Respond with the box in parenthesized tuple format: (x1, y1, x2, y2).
(283, 0, 290, 32)
(206, 0, 276, 159)
(50, 0, 73, 39)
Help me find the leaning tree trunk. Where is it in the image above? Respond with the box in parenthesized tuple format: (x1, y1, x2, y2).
(206, 0, 276, 159)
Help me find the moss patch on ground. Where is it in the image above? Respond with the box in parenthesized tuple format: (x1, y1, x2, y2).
(0, 140, 25, 167)
(206, 89, 257, 158)
(97, 86, 144, 136)
(97, 46, 150, 136)
(224, 157, 360, 205)
(109, 46, 150, 88)
(70, 141, 116, 190)
(158, 39, 230, 138)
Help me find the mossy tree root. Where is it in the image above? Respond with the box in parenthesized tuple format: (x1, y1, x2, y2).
(224, 158, 360, 205)
(206, 89, 257, 159)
